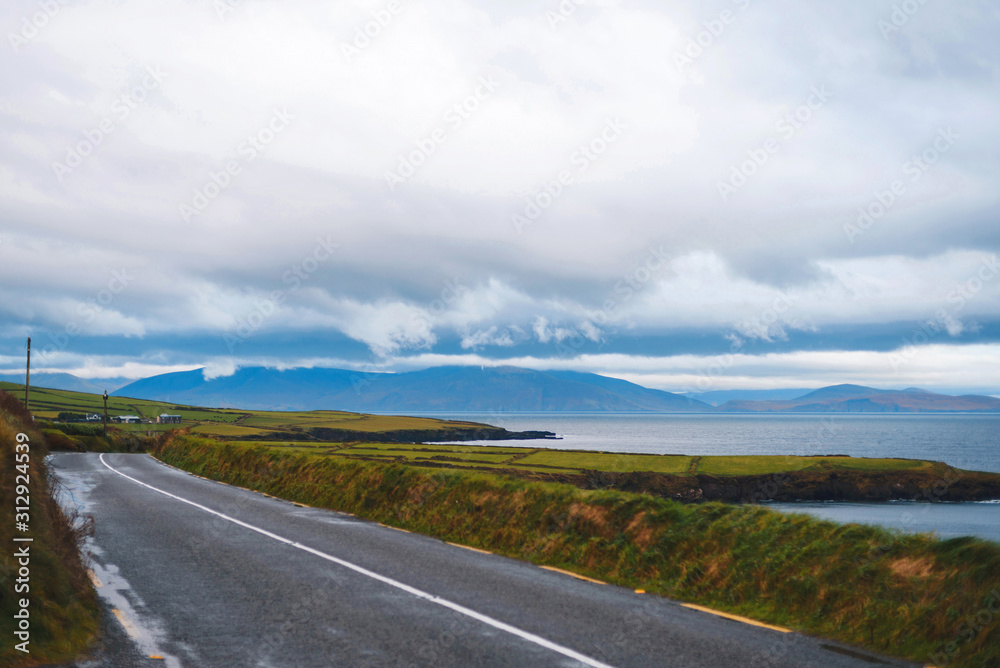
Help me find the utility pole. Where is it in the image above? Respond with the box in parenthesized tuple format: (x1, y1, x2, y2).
(24, 337, 31, 413)
(103, 390, 109, 439)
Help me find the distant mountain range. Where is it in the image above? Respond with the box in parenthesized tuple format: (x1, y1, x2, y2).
(682, 388, 815, 407)
(7, 367, 999, 413)
(110, 366, 715, 412)
(715, 384, 1000, 413)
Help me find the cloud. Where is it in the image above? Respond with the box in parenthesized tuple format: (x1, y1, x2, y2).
(202, 359, 238, 380)
(532, 316, 578, 344)
(1, 0, 998, 390)
(460, 325, 526, 349)
(330, 299, 438, 357)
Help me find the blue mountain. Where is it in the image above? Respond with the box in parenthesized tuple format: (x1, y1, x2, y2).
(682, 388, 814, 406)
(114, 367, 383, 410)
(113, 365, 714, 412)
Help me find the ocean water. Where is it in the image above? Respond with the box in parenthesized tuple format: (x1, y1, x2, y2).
(766, 500, 1000, 544)
(418, 412, 1000, 543)
(423, 412, 1000, 473)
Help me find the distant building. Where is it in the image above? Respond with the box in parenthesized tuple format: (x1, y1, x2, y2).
(86, 414, 102, 421)
(116, 415, 140, 424)
(157, 414, 181, 424)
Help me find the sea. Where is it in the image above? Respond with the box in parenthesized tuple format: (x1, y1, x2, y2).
(416, 412, 1000, 544)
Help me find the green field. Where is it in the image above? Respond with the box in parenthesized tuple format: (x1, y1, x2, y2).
(226, 439, 943, 478)
(0, 381, 491, 438)
(517, 450, 692, 473)
(0, 381, 245, 423)
(191, 423, 272, 437)
(692, 454, 933, 475)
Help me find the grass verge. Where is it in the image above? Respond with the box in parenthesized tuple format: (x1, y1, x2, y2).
(0, 391, 98, 666)
(38, 422, 155, 454)
(155, 433, 1000, 667)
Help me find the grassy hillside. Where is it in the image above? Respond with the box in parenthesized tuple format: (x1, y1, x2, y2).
(0, 391, 98, 666)
(0, 381, 505, 441)
(0, 381, 244, 424)
(154, 434, 1000, 667)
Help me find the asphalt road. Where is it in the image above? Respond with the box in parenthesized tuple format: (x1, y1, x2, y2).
(48, 453, 918, 668)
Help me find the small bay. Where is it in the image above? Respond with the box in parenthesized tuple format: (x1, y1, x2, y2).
(416, 412, 1000, 543)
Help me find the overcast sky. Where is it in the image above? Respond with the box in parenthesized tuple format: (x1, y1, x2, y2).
(1, 0, 998, 394)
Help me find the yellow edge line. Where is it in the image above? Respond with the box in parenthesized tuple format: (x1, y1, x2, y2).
(680, 602, 791, 633)
(379, 523, 411, 533)
(539, 565, 606, 585)
(111, 608, 140, 639)
(446, 541, 492, 555)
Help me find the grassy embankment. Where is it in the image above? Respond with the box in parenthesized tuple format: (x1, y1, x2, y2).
(0, 392, 98, 666)
(156, 434, 1000, 667)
